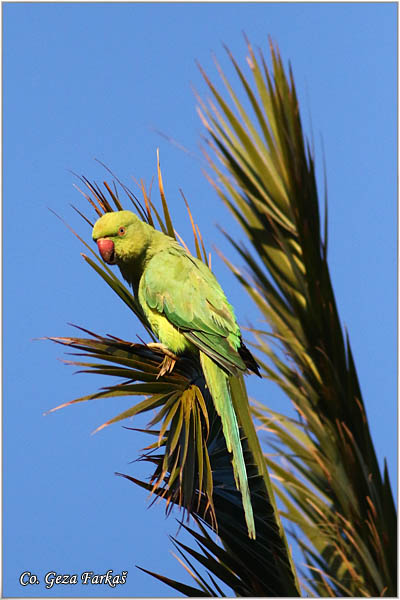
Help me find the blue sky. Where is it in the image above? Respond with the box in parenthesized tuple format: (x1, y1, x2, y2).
(4, 2, 396, 597)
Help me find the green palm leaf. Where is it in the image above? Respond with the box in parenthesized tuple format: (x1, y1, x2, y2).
(198, 37, 396, 596)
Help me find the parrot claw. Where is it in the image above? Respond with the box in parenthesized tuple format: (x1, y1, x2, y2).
(157, 355, 177, 378)
(147, 343, 178, 378)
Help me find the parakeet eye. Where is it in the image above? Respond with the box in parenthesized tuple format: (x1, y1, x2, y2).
(118, 227, 126, 236)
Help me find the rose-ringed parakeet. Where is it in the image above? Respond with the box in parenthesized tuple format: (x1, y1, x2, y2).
(92, 210, 259, 539)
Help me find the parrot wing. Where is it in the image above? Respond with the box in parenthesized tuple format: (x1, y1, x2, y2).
(141, 247, 247, 375)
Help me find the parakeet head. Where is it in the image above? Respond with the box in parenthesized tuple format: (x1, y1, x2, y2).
(92, 210, 142, 265)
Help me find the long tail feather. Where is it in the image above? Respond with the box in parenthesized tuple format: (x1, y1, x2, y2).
(200, 352, 256, 539)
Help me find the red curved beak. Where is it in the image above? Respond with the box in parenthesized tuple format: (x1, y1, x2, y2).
(97, 238, 116, 264)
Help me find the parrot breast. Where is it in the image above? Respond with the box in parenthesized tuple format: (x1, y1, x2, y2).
(97, 239, 116, 264)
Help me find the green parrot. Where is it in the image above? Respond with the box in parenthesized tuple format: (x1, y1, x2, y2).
(92, 210, 259, 539)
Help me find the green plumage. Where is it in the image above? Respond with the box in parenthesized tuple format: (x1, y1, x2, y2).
(92, 210, 258, 538)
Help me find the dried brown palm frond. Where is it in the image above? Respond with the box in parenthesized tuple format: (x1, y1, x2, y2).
(47, 155, 300, 596)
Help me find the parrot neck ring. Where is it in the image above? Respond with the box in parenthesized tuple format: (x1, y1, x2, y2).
(97, 238, 117, 265)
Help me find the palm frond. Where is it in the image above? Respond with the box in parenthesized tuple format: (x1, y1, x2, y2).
(198, 37, 396, 596)
(48, 158, 300, 596)
(47, 328, 217, 524)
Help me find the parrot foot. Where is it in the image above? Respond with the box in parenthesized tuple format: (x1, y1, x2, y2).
(147, 343, 178, 378)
